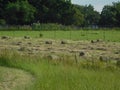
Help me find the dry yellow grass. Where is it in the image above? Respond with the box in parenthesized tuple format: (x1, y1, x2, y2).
(0, 37, 120, 61)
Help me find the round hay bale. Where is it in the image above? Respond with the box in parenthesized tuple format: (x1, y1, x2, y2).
(79, 51, 85, 56)
(47, 55, 59, 60)
(91, 40, 96, 43)
(61, 41, 67, 44)
(18, 47, 26, 51)
(27, 42, 32, 45)
(1, 36, 10, 39)
(16, 42, 22, 45)
(96, 39, 103, 42)
(45, 41, 52, 44)
(99, 56, 110, 62)
(24, 36, 30, 39)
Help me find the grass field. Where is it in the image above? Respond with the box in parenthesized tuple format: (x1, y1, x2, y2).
(0, 51, 120, 90)
(0, 30, 120, 90)
(0, 30, 120, 42)
(0, 66, 33, 90)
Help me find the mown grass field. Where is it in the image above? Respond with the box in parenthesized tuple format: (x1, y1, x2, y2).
(0, 30, 120, 90)
(0, 66, 33, 90)
(0, 30, 120, 42)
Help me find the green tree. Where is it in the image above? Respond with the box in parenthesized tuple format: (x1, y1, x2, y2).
(91, 11, 100, 25)
(0, 0, 17, 18)
(28, 0, 74, 25)
(73, 4, 100, 26)
(100, 5, 117, 27)
(99, 1, 120, 27)
(71, 6, 84, 26)
(113, 2, 120, 26)
(83, 5, 100, 26)
(5, 0, 36, 25)
(0, 19, 6, 25)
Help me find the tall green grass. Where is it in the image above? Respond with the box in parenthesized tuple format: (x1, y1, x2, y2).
(0, 50, 120, 90)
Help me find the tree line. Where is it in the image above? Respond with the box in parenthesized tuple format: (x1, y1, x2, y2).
(0, 0, 120, 27)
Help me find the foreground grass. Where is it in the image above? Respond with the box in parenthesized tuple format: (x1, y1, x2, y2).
(0, 30, 120, 42)
(0, 51, 120, 90)
(0, 66, 33, 90)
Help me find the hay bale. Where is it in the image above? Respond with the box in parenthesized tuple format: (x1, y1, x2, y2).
(16, 42, 22, 45)
(18, 47, 26, 51)
(79, 51, 85, 56)
(1, 36, 10, 39)
(61, 41, 67, 44)
(114, 51, 120, 54)
(45, 41, 52, 44)
(99, 56, 110, 62)
(47, 55, 59, 60)
(96, 39, 103, 42)
(27, 42, 32, 45)
(24, 36, 30, 39)
(96, 47, 106, 51)
(115, 58, 120, 61)
(91, 39, 103, 43)
(91, 40, 96, 43)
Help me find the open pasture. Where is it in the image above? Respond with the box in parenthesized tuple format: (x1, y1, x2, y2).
(0, 30, 120, 42)
(0, 29, 120, 90)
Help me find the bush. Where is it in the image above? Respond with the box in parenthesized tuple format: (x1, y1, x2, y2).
(31, 23, 72, 30)
(0, 19, 6, 26)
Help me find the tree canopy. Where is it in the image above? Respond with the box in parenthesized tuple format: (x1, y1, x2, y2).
(0, 0, 120, 27)
(5, 0, 36, 25)
(100, 2, 120, 27)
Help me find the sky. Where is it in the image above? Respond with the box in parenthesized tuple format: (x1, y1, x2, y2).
(71, 0, 120, 12)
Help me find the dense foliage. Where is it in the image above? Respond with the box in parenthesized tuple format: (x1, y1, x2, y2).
(0, 0, 120, 27)
(100, 2, 120, 27)
(5, 0, 36, 25)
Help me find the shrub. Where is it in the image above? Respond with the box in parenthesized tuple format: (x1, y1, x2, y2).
(31, 23, 72, 30)
(0, 19, 6, 26)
